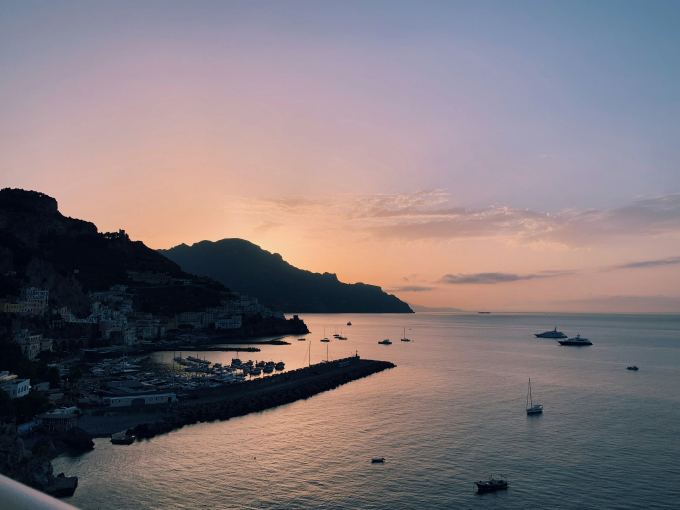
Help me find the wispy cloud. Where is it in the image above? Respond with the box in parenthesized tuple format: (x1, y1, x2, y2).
(439, 270, 572, 285)
(603, 256, 680, 272)
(386, 285, 434, 292)
(231, 191, 680, 248)
(252, 221, 284, 234)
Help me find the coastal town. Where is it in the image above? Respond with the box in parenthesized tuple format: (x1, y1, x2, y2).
(0, 267, 318, 497)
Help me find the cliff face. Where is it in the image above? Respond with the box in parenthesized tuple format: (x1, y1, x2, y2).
(0, 188, 227, 315)
(0, 423, 53, 491)
(0, 189, 97, 247)
(160, 239, 413, 313)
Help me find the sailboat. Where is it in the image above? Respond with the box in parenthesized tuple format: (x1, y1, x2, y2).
(400, 327, 410, 342)
(320, 327, 330, 342)
(526, 378, 543, 415)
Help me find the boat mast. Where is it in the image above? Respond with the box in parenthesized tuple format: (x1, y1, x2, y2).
(528, 378, 532, 408)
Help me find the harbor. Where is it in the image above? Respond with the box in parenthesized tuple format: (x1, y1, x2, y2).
(78, 355, 395, 439)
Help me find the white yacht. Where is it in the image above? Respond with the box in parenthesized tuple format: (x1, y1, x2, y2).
(558, 333, 592, 346)
(534, 327, 567, 339)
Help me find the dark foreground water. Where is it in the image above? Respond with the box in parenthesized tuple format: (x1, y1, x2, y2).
(54, 313, 680, 509)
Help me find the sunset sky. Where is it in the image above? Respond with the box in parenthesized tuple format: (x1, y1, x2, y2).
(2, 1, 679, 312)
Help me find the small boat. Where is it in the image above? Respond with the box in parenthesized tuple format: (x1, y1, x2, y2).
(275, 362, 285, 370)
(627, 366, 639, 371)
(347, 321, 352, 326)
(378, 339, 392, 345)
(321, 327, 330, 342)
(371, 458, 385, 463)
(526, 378, 543, 415)
(110, 432, 134, 445)
(534, 327, 567, 339)
(298, 338, 306, 341)
(474, 475, 508, 492)
(558, 333, 592, 346)
(321, 338, 330, 342)
(400, 326, 410, 342)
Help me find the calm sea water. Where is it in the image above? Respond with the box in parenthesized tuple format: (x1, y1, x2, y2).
(54, 313, 680, 510)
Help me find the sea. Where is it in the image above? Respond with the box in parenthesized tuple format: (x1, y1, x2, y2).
(53, 313, 680, 510)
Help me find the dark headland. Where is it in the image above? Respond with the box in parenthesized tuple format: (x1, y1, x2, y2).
(160, 239, 413, 313)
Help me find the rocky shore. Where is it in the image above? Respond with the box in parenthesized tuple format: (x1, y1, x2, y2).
(0, 423, 92, 498)
(128, 359, 395, 440)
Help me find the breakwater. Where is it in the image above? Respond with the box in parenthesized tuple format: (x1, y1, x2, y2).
(127, 358, 395, 440)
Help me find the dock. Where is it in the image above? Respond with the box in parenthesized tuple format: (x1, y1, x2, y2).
(118, 356, 395, 439)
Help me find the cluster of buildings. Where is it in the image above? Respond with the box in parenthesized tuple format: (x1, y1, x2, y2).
(0, 287, 50, 316)
(13, 329, 53, 360)
(169, 293, 284, 331)
(63, 285, 163, 345)
(2, 272, 285, 351)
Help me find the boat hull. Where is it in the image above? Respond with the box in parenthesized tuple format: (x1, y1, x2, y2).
(558, 341, 592, 346)
(475, 482, 507, 492)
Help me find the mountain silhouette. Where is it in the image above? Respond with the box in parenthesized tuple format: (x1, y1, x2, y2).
(160, 239, 413, 313)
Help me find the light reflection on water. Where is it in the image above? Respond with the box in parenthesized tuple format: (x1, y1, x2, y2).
(54, 313, 680, 509)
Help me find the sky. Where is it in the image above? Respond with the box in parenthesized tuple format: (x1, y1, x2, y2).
(1, 1, 679, 312)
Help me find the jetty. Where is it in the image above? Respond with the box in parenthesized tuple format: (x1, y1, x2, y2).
(121, 356, 394, 440)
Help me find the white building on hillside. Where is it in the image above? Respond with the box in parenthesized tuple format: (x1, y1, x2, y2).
(0, 372, 30, 399)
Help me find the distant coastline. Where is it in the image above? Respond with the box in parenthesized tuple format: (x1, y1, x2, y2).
(407, 303, 466, 313)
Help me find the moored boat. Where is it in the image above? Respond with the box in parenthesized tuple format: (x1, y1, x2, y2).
(400, 326, 410, 342)
(558, 333, 592, 346)
(474, 475, 508, 492)
(526, 378, 543, 415)
(371, 457, 385, 463)
(535, 327, 567, 339)
(378, 339, 392, 345)
(111, 432, 135, 445)
(627, 366, 639, 370)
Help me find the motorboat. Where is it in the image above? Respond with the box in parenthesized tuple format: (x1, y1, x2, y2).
(627, 366, 639, 371)
(474, 475, 508, 492)
(371, 458, 385, 463)
(231, 358, 242, 366)
(256, 361, 265, 367)
(110, 432, 134, 445)
(347, 321, 352, 326)
(526, 378, 543, 415)
(251, 368, 262, 376)
(535, 327, 567, 339)
(378, 339, 392, 345)
(275, 362, 285, 370)
(263, 366, 274, 374)
(298, 338, 306, 341)
(558, 333, 592, 346)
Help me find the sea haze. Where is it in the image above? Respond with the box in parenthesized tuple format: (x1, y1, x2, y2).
(54, 313, 680, 509)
